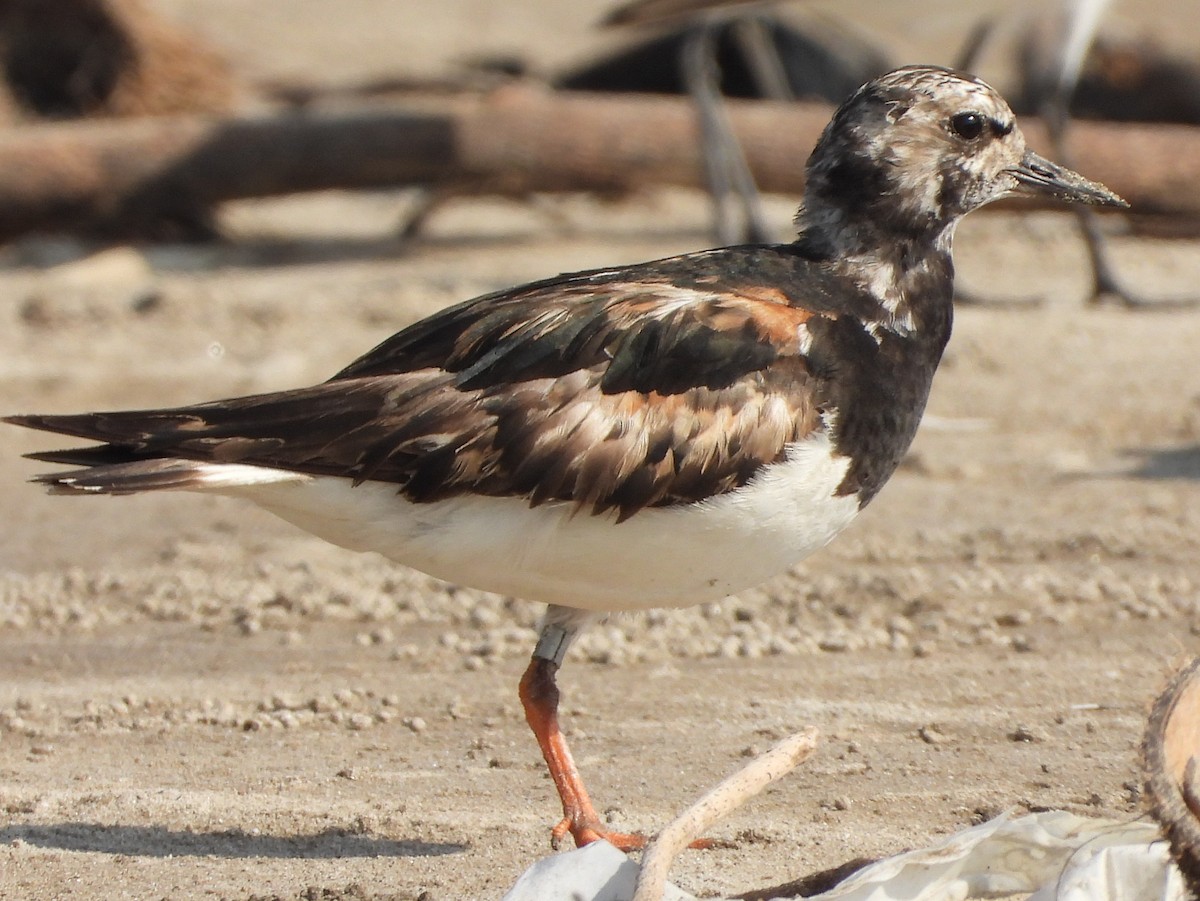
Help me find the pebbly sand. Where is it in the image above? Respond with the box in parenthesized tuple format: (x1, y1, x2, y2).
(2, 2, 1200, 898)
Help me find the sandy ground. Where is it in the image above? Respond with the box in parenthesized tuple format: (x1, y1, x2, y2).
(3, 2, 1200, 899)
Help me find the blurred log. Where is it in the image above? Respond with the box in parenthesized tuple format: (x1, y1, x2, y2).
(0, 86, 1197, 241)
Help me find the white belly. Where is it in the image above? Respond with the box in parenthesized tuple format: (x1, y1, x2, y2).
(211, 433, 861, 611)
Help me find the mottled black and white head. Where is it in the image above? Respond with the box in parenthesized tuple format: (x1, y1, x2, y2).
(797, 65, 1125, 254)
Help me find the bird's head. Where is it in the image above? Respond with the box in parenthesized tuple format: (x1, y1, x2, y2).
(798, 65, 1126, 250)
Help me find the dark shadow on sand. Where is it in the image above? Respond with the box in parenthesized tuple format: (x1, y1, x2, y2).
(0, 822, 466, 859)
(1121, 444, 1200, 480)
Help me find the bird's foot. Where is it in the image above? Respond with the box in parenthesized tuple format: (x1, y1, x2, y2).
(551, 812, 648, 851)
(550, 811, 718, 852)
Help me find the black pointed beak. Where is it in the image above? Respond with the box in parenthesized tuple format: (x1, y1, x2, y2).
(1009, 150, 1128, 208)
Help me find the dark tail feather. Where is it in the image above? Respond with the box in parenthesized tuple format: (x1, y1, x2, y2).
(25, 446, 143, 467)
(3, 412, 136, 445)
(7, 412, 172, 488)
(32, 459, 218, 496)
(6, 382, 404, 487)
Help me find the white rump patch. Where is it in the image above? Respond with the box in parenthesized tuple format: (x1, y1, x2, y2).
(190, 463, 312, 490)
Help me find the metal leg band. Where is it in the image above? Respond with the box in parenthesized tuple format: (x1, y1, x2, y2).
(533, 624, 573, 667)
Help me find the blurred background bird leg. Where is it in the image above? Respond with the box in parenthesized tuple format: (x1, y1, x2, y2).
(1041, 0, 1200, 308)
(681, 16, 775, 244)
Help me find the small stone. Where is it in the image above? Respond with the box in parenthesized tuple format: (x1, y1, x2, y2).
(348, 713, 373, 731)
(918, 725, 947, 745)
(1008, 725, 1041, 743)
(995, 610, 1031, 627)
(603, 807, 625, 825)
(130, 290, 163, 315)
(404, 717, 427, 734)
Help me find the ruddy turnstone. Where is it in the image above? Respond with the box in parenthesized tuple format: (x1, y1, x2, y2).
(7, 66, 1124, 851)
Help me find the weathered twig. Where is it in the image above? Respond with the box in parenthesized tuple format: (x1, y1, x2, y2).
(633, 727, 819, 901)
(0, 87, 1197, 241)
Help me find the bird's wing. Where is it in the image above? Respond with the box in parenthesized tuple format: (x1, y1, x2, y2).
(10, 249, 848, 520)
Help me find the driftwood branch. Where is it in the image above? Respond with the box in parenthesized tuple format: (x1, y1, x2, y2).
(0, 87, 1198, 240)
(633, 727, 819, 901)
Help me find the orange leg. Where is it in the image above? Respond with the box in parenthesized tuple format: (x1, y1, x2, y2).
(519, 655, 648, 851)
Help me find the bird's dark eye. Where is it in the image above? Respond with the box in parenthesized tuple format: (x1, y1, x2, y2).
(949, 111, 985, 140)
